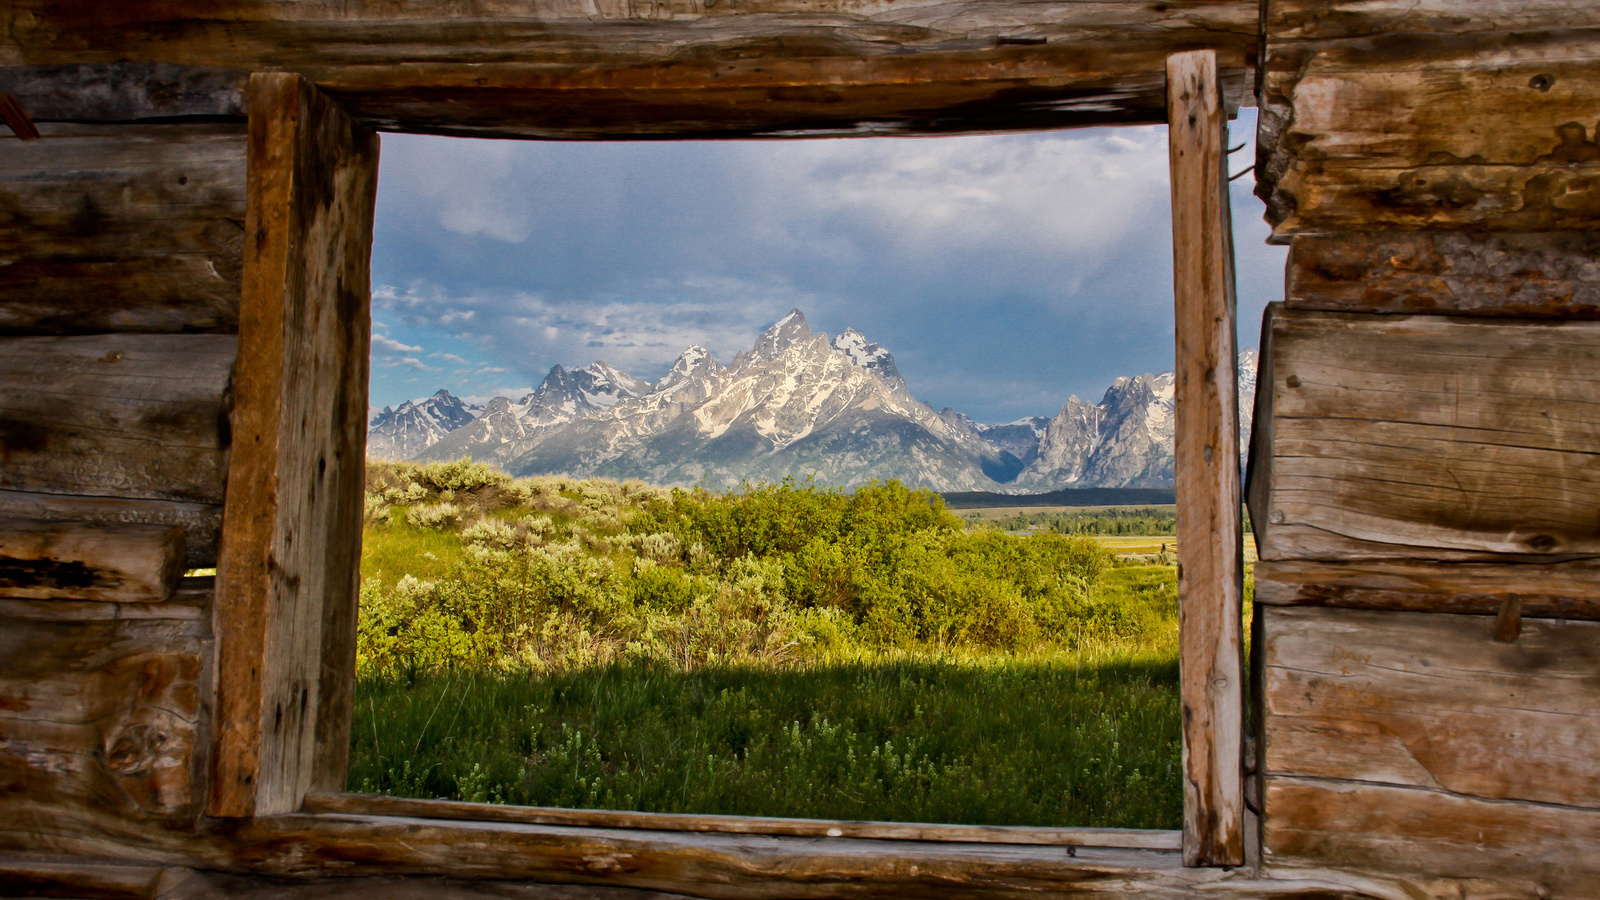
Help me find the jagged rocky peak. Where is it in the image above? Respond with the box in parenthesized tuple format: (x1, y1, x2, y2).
(831, 327, 903, 386)
(531, 360, 648, 409)
(750, 308, 813, 359)
(659, 345, 723, 386)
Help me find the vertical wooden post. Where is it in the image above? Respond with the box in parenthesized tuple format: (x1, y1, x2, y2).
(1167, 48, 1245, 867)
(210, 73, 378, 817)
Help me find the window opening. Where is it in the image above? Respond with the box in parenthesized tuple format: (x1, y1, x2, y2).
(344, 105, 1276, 836)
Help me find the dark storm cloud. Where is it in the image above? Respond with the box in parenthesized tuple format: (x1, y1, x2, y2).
(369, 111, 1284, 422)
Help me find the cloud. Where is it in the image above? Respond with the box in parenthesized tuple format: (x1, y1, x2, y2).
(367, 114, 1285, 420)
(431, 352, 469, 364)
(372, 334, 423, 355)
(385, 357, 434, 372)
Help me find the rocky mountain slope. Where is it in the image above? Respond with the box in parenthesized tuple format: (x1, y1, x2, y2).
(371, 310, 1257, 492)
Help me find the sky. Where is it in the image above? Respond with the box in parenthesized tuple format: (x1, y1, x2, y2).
(368, 109, 1284, 424)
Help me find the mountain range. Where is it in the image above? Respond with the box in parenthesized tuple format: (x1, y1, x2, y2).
(368, 310, 1257, 492)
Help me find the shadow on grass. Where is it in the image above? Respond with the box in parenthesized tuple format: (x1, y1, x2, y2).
(349, 654, 1180, 829)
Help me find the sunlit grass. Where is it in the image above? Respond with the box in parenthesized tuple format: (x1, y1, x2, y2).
(350, 647, 1181, 828)
(351, 462, 1189, 828)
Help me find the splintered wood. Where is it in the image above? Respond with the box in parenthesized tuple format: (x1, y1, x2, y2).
(1167, 48, 1244, 869)
(0, 519, 184, 602)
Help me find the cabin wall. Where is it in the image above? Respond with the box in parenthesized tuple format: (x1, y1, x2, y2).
(1248, 3, 1600, 895)
(2, 0, 1598, 896)
(0, 114, 245, 861)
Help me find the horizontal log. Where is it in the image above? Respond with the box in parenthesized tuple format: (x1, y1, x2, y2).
(1253, 559, 1600, 620)
(1255, 28, 1600, 234)
(0, 855, 177, 900)
(1263, 1, 1600, 42)
(303, 793, 1181, 851)
(1286, 232, 1600, 319)
(1264, 159, 1600, 235)
(0, 123, 245, 335)
(1263, 777, 1600, 895)
(0, 490, 220, 570)
(0, 596, 211, 840)
(0, 63, 247, 122)
(1262, 606, 1600, 808)
(1, 2, 1256, 138)
(0, 518, 184, 603)
(0, 580, 211, 622)
(0, 847, 1449, 900)
(0, 334, 236, 504)
(222, 812, 1293, 899)
(1249, 307, 1600, 562)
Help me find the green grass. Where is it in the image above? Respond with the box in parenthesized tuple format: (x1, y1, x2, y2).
(350, 461, 1187, 829)
(350, 649, 1180, 828)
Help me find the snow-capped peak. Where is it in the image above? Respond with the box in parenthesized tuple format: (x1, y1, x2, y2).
(751, 308, 812, 359)
(830, 327, 903, 386)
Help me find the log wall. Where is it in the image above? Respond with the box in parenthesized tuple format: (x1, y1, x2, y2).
(0, 62, 246, 873)
(1249, 5, 1600, 893)
(1, 0, 1599, 896)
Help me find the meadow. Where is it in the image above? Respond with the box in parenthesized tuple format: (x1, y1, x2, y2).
(352, 460, 1189, 828)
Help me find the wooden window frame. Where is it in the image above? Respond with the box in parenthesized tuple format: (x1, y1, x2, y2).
(209, 50, 1246, 886)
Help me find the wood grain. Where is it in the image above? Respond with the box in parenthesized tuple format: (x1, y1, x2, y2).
(0, 123, 246, 335)
(1255, 14, 1600, 234)
(1262, 606, 1600, 809)
(223, 813, 1244, 899)
(1287, 232, 1600, 319)
(0, 490, 220, 570)
(1167, 48, 1244, 869)
(0, 518, 184, 603)
(211, 73, 377, 818)
(1, 1, 1257, 139)
(0, 855, 179, 899)
(1249, 306, 1600, 562)
(0, 335, 236, 505)
(0, 63, 247, 122)
(1263, 777, 1600, 896)
(304, 793, 1181, 851)
(1253, 558, 1600, 620)
(0, 589, 212, 847)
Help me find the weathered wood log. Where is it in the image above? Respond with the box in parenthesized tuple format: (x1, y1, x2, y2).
(1256, 14, 1600, 234)
(0, 590, 211, 849)
(218, 813, 1308, 900)
(1253, 558, 1600, 620)
(0, 856, 183, 899)
(155, 869, 704, 900)
(212, 74, 377, 818)
(1263, 777, 1600, 896)
(1286, 232, 1600, 319)
(0, 64, 247, 122)
(1248, 306, 1600, 562)
(1262, 606, 1600, 809)
(1167, 48, 1244, 869)
(303, 793, 1182, 851)
(0, 334, 235, 505)
(0, 490, 220, 570)
(0, 123, 246, 335)
(0, 518, 184, 603)
(0, 855, 187, 899)
(0, 2, 1256, 139)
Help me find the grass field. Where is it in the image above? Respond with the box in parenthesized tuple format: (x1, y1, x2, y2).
(351, 462, 1192, 828)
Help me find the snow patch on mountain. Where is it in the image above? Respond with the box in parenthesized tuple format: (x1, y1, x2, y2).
(374, 311, 1260, 492)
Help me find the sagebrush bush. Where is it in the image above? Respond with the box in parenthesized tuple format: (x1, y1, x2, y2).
(357, 463, 1160, 676)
